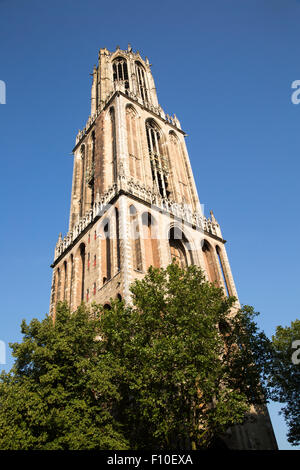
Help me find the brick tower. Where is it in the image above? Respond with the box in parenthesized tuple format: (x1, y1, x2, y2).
(50, 45, 277, 450)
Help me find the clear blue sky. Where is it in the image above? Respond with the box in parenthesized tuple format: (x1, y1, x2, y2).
(0, 0, 299, 450)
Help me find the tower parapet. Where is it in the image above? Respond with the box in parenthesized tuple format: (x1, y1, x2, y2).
(53, 175, 222, 264)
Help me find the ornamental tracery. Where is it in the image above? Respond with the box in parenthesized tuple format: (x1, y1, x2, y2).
(146, 119, 170, 199)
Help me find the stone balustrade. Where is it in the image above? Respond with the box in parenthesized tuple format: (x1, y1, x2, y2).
(54, 176, 222, 262)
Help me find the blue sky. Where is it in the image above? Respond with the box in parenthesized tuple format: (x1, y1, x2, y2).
(0, 0, 299, 450)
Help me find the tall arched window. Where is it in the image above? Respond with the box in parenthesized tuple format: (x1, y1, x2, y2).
(69, 254, 74, 307)
(169, 131, 187, 202)
(113, 57, 129, 91)
(51, 275, 56, 307)
(216, 246, 231, 296)
(146, 120, 169, 198)
(202, 240, 219, 285)
(130, 205, 142, 271)
(79, 145, 86, 217)
(115, 208, 121, 271)
(142, 212, 160, 269)
(63, 261, 68, 301)
(135, 62, 148, 102)
(56, 267, 61, 302)
(126, 106, 141, 180)
(79, 243, 86, 302)
(103, 221, 111, 282)
(90, 131, 96, 207)
(169, 227, 188, 268)
(110, 108, 117, 183)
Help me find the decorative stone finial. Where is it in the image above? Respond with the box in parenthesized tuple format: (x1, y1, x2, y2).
(127, 43, 132, 52)
(210, 210, 217, 224)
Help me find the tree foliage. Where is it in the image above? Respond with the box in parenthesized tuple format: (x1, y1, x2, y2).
(99, 263, 271, 449)
(0, 304, 128, 450)
(268, 320, 300, 446)
(0, 263, 273, 449)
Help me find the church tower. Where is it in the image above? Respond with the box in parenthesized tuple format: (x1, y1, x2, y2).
(50, 45, 277, 450)
(50, 44, 237, 312)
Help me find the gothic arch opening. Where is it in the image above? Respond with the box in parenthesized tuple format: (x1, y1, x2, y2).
(142, 212, 160, 270)
(130, 205, 142, 271)
(79, 144, 86, 217)
(135, 61, 148, 102)
(145, 120, 169, 199)
(169, 227, 189, 268)
(113, 57, 129, 92)
(89, 130, 96, 207)
(109, 107, 117, 183)
(126, 105, 141, 180)
(63, 260, 68, 301)
(115, 208, 121, 272)
(103, 221, 112, 282)
(51, 273, 56, 308)
(216, 245, 231, 296)
(78, 243, 86, 303)
(168, 131, 188, 203)
(56, 267, 61, 303)
(202, 240, 219, 285)
(99, 217, 113, 285)
(69, 254, 74, 308)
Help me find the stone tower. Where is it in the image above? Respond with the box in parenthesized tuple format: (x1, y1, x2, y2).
(50, 45, 277, 450)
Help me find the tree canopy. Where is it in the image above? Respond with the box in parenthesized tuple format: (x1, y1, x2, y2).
(268, 320, 300, 446)
(0, 263, 273, 450)
(0, 304, 128, 450)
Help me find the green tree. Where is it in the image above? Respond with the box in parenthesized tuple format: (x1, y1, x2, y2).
(0, 263, 273, 450)
(99, 263, 272, 449)
(0, 303, 129, 450)
(268, 320, 300, 446)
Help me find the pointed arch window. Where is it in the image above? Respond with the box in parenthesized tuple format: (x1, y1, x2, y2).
(169, 131, 188, 202)
(146, 120, 170, 199)
(113, 57, 129, 91)
(202, 240, 218, 285)
(110, 108, 117, 183)
(130, 205, 142, 271)
(170, 242, 187, 268)
(56, 267, 61, 302)
(69, 254, 74, 307)
(90, 131, 96, 207)
(142, 212, 160, 269)
(135, 62, 148, 102)
(115, 208, 121, 271)
(51, 274, 56, 307)
(169, 227, 189, 268)
(79, 144, 86, 217)
(63, 261, 68, 301)
(104, 222, 112, 281)
(126, 106, 141, 180)
(216, 246, 231, 297)
(79, 243, 86, 302)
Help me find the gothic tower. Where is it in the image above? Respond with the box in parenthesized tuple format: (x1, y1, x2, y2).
(50, 45, 277, 450)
